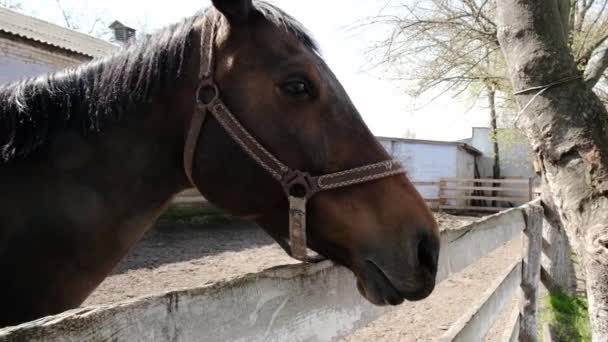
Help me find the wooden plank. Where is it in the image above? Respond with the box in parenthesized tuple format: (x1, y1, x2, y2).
(412, 181, 439, 186)
(439, 260, 522, 342)
(172, 197, 205, 203)
(519, 203, 543, 342)
(439, 179, 447, 206)
(441, 195, 530, 202)
(436, 205, 527, 283)
(441, 178, 530, 184)
(442, 186, 529, 193)
(501, 300, 521, 342)
(542, 323, 555, 342)
(171, 197, 211, 209)
(439, 205, 506, 212)
(177, 188, 202, 197)
(0, 261, 387, 342)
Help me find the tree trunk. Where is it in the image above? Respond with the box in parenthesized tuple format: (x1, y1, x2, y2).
(488, 88, 501, 207)
(497, 1, 608, 340)
(584, 42, 608, 88)
(488, 88, 501, 181)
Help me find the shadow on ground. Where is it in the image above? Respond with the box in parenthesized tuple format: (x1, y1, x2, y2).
(111, 220, 275, 275)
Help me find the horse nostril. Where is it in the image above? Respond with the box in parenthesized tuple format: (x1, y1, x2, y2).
(417, 232, 439, 274)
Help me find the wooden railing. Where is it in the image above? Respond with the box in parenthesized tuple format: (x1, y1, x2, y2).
(439, 178, 533, 212)
(0, 202, 544, 341)
(438, 201, 542, 341)
(171, 188, 209, 208)
(173, 178, 535, 213)
(411, 181, 440, 208)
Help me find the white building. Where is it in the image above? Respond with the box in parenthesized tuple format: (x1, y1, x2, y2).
(377, 136, 482, 205)
(464, 127, 536, 180)
(463, 127, 540, 204)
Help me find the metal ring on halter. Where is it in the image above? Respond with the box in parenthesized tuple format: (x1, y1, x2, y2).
(281, 170, 320, 200)
(196, 80, 220, 108)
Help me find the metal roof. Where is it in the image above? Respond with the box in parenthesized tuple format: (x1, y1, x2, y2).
(377, 136, 483, 156)
(0, 7, 118, 59)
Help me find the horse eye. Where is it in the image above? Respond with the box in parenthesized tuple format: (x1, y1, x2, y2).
(281, 79, 312, 97)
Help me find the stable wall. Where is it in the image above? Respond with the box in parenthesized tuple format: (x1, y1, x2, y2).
(379, 138, 476, 205)
(380, 138, 457, 200)
(0, 34, 86, 84)
(469, 127, 535, 180)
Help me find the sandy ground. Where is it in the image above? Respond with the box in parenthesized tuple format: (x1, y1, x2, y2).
(84, 221, 297, 306)
(85, 212, 518, 341)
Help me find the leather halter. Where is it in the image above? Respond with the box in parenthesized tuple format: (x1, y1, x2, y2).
(183, 16, 406, 261)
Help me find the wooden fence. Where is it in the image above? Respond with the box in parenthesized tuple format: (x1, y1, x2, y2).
(172, 178, 534, 213)
(437, 201, 542, 341)
(0, 201, 545, 341)
(173, 182, 444, 210)
(171, 188, 210, 208)
(438, 178, 533, 212)
(411, 181, 441, 208)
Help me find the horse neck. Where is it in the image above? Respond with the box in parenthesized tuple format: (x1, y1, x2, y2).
(0, 90, 191, 269)
(0, 18, 203, 319)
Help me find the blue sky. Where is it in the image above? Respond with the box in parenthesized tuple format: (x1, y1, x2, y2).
(13, 0, 489, 141)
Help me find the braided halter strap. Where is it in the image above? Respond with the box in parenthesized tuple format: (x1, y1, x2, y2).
(184, 17, 406, 261)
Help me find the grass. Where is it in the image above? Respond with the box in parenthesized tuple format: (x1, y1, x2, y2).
(160, 207, 230, 225)
(541, 290, 592, 341)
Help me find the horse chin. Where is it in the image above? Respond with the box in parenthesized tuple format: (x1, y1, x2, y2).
(356, 277, 402, 306)
(355, 261, 434, 306)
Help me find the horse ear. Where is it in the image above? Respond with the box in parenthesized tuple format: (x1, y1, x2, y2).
(211, 0, 253, 24)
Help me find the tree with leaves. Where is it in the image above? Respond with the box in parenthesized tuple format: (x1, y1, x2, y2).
(497, 1, 608, 340)
(365, 0, 608, 181)
(362, 0, 508, 180)
(0, 0, 21, 10)
(53, 0, 109, 39)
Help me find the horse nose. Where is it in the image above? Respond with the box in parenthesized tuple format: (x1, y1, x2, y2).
(416, 230, 439, 275)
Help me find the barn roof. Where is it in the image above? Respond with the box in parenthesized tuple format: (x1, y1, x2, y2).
(0, 7, 117, 58)
(109, 20, 134, 30)
(376, 136, 483, 156)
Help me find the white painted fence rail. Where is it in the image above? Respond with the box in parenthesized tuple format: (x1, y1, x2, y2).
(438, 201, 542, 342)
(0, 201, 543, 342)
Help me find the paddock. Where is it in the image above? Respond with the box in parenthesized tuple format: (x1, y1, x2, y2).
(0, 202, 546, 341)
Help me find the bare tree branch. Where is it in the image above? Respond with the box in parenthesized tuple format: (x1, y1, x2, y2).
(55, 0, 77, 30)
(578, 31, 608, 64)
(361, 0, 504, 100)
(576, 0, 608, 61)
(585, 42, 608, 85)
(576, 0, 592, 33)
(87, 17, 102, 35)
(0, 0, 22, 10)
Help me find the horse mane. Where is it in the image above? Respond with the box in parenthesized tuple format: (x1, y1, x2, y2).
(0, 1, 318, 164)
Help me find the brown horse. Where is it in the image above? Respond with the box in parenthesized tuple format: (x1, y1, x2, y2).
(0, 0, 439, 328)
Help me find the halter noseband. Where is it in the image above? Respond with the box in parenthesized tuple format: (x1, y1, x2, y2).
(183, 16, 406, 262)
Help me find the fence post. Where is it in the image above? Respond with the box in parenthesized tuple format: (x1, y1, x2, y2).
(519, 203, 543, 342)
(439, 179, 447, 208)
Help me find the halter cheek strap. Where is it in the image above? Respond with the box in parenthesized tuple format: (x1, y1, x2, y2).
(183, 16, 406, 261)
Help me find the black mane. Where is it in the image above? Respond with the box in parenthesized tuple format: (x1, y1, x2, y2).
(0, 1, 317, 163)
